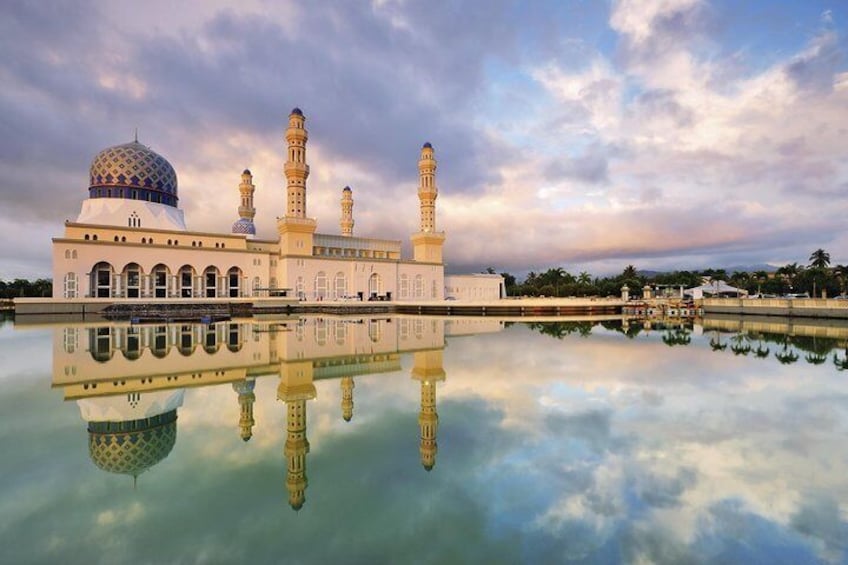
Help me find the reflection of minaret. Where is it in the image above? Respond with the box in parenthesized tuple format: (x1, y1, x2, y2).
(340, 186, 354, 237)
(341, 377, 354, 422)
(278, 362, 316, 511)
(411, 350, 446, 471)
(232, 378, 256, 441)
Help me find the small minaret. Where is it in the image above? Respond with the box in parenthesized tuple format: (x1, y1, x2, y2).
(411, 349, 446, 472)
(232, 378, 256, 441)
(284, 108, 309, 218)
(340, 377, 354, 422)
(340, 186, 354, 237)
(231, 169, 257, 237)
(278, 108, 317, 256)
(411, 142, 445, 266)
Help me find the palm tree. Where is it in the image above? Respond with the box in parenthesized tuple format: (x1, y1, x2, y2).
(809, 249, 831, 269)
(753, 270, 769, 295)
(730, 333, 751, 356)
(577, 271, 592, 285)
(805, 352, 828, 365)
(621, 265, 638, 280)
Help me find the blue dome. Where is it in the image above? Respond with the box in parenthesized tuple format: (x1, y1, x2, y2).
(422, 142, 432, 149)
(89, 141, 179, 207)
(232, 217, 256, 235)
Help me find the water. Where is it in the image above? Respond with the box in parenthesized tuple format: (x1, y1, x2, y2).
(1, 315, 847, 564)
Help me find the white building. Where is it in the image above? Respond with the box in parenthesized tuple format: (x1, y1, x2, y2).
(52, 108, 504, 302)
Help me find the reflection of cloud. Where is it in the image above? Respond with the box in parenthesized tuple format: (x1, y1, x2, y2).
(5, 320, 848, 562)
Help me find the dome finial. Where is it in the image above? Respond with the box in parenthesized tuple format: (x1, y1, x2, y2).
(134, 127, 138, 143)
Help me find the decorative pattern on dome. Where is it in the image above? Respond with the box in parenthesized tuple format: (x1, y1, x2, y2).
(89, 141, 179, 207)
(88, 410, 178, 476)
(232, 218, 256, 235)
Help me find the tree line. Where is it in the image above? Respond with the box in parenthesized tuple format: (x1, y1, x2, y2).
(0, 279, 52, 298)
(494, 248, 847, 299)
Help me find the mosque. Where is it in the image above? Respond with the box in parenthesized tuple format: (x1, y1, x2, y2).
(51, 108, 504, 302)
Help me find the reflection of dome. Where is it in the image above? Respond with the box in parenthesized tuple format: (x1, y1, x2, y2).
(88, 141, 178, 207)
(232, 217, 256, 235)
(88, 409, 177, 477)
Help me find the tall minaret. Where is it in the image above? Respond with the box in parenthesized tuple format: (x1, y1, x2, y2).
(232, 378, 256, 441)
(340, 377, 354, 422)
(411, 142, 446, 266)
(340, 186, 354, 237)
(285, 108, 309, 218)
(278, 361, 317, 511)
(411, 349, 446, 472)
(231, 169, 257, 237)
(418, 142, 437, 233)
(277, 108, 317, 256)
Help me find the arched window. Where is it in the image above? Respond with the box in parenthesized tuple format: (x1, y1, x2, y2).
(123, 263, 142, 298)
(179, 265, 195, 298)
(314, 272, 328, 300)
(64, 272, 77, 298)
(296, 276, 304, 300)
(228, 267, 241, 298)
(92, 262, 113, 298)
(204, 266, 219, 298)
(399, 274, 408, 299)
(414, 275, 423, 298)
(334, 272, 346, 299)
(152, 265, 169, 298)
(369, 273, 382, 299)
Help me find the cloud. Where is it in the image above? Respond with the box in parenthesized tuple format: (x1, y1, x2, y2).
(1, 1, 847, 279)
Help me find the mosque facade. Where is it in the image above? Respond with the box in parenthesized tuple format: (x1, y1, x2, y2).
(52, 108, 503, 302)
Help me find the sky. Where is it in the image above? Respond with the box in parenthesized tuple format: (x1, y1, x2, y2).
(1, 0, 847, 279)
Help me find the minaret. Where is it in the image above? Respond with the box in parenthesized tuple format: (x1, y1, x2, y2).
(340, 186, 354, 237)
(411, 349, 446, 471)
(277, 108, 316, 256)
(418, 142, 437, 233)
(411, 142, 446, 266)
(278, 361, 317, 511)
(340, 377, 354, 422)
(232, 379, 256, 442)
(285, 108, 309, 218)
(231, 169, 257, 237)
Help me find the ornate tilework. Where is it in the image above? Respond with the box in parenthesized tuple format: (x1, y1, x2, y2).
(88, 410, 177, 476)
(89, 141, 178, 197)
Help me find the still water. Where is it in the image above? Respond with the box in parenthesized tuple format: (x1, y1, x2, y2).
(1, 314, 847, 564)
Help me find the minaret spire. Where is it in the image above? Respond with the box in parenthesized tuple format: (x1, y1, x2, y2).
(340, 186, 354, 237)
(284, 108, 309, 218)
(232, 169, 257, 237)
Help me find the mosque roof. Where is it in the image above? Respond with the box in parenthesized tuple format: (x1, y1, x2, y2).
(89, 141, 178, 199)
(232, 217, 257, 235)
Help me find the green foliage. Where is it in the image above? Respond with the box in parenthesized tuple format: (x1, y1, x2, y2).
(0, 278, 52, 298)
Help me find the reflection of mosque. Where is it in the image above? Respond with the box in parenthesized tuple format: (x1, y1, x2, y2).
(53, 317, 503, 509)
